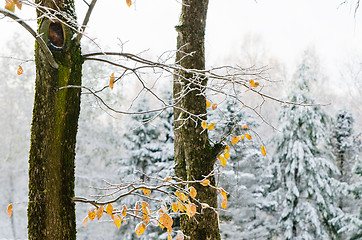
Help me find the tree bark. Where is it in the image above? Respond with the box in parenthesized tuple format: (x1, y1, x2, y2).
(28, 1, 82, 239)
(174, 1, 222, 239)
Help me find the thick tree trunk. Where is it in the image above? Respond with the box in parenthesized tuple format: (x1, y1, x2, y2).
(28, 1, 82, 239)
(174, 1, 222, 239)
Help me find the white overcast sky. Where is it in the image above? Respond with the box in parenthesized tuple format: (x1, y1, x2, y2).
(1, 0, 362, 81)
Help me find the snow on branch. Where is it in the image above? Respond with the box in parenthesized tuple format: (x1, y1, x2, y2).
(0, 7, 59, 68)
(61, 50, 328, 133)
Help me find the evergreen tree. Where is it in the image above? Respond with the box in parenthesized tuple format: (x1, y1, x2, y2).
(333, 111, 354, 174)
(331, 111, 362, 239)
(333, 110, 355, 209)
(122, 95, 174, 180)
(118, 92, 174, 240)
(155, 89, 175, 178)
(269, 49, 341, 239)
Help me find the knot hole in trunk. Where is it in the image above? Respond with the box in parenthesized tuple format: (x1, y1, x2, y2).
(48, 22, 64, 51)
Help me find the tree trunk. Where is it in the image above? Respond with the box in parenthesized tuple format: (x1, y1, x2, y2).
(174, 1, 222, 239)
(28, 1, 82, 239)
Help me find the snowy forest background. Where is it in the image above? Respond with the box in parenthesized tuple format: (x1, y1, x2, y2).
(1, 2, 362, 240)
(1, 31, 361, 239)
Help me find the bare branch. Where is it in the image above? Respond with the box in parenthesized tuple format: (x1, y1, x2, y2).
(0, 7, 58, 69)
(58, 85, 172, 115)
(355, 0, 360, 15)
(75, 0, 98, 44)
(82, 0, 90, 7)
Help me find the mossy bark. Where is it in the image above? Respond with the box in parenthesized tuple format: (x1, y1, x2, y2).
(174, 1, 222, 239)
(28, 1, 82, 239)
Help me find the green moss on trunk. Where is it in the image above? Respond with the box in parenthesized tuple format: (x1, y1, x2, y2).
(28, 1, 82, 239)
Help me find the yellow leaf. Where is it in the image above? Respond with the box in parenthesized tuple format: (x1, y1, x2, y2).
(126, 0, 132, 7)
(142, 188, 151, 196)
(88, 210, 96, 221)
(109, 73, 115, 90)
(96, 205, 104, 220)
(220, 188, 228, 209)
(249, 79, 259, 87)
(160, 212, 173, 232)
(201, 121, 207, 129)
(207, 123, 215, 130)
(171, 202, 178, 213)
(224, 152, 230, 159)
(219, 156, 227, 167)
(167, 233, 173, 240)
(159, 217, 165, 229)
(106, 203, 113, 215)
(112, 214, 122, 228)
(221, 159, 227, 167)
(182, 204, 188, 212)
(179, 192, 188, 202)
(175, 190, 181, 198)
(221, 199, 227, 209)
(141, 201, 149, 211)
(163, 176, 172, 181)
(185, 202, 191, 218)
(141, 202, 151, 223)
(220, 188, 227, 201)
(135, 222, 146, 236)
(17, 65, 23, 75)
(190, 203, 197, 217)
(7, 204, 12, 217)
(201, 179, 210, 186)
(142, 209, 150, 224)
(245, 133, 251, 140)
(225, 145, 230, 153)
(177, 200, 184, 213)
(261, 145, 266, 156)
(189, 186, 197, 199)
(176, 231, 185, 240)
(231, 136, 241, 146)
(82, 216, 88, 227)
(5, 0, 15, 13)
(115, 218, 122, 228)
(242, 125, 248, 129)
(122, 205, 127, 217)
(14, 0, 21, 10)
(134, 202, 140, 216)
(206, 100, 211, 108)
(212, 103, 217, 110)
